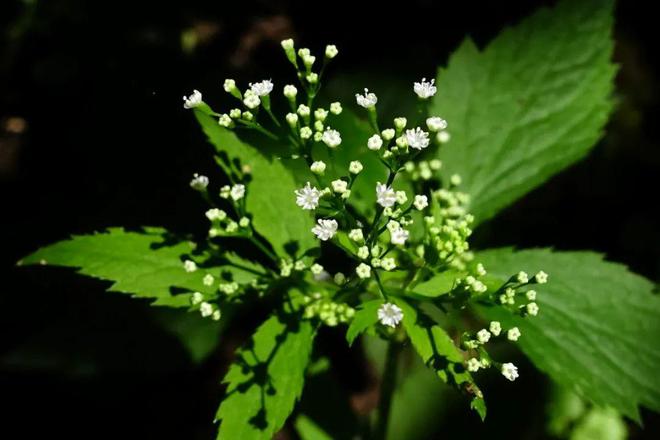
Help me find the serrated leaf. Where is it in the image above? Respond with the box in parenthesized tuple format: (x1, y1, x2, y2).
(216, 313, 315, 439)
(432, 0, 616, 224)
(477, 248, 660, 421)
(395, 298, 486, 419)
(19, 227, 232, 307)
(346, 299, 382, 346)
(411, 270, 460, 298)
(195, 111, 316, 258)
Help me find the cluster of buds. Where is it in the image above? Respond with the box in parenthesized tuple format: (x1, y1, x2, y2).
(279, 258, 309, 277)
(403, 159, 443, 181)
(190, 291, 221, 321)
(462, 320, 522, 381)
(496, 270, 548, 317)
(303, 292, 355, 327)
(205, 208, 250, 237)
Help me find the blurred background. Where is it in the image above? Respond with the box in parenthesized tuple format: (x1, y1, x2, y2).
(1, 0, 659, 438)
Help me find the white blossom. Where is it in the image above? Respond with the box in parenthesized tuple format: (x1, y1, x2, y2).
(189, 173, 209, 190)
(426, 116, 447, 132)
(322, 128, 342, 148)
(183, 90, 203, 109)
(330, 102, 342, 114)
(300, 126, 312, 139)
(507, 327, 521, 341)
(413, 195, 428, 210)
(535, 271, 548, 284)
(390, 227, 410, 246)
(286, 113, 299, 126)
(223, 79, 237, 93)
(310, 263, 324, 275)
(394, 117, 407, 130)
(325, 44, 339, 59)
(405, 127, 430, 150)
(501, 363, 519, 382)
(477, 329, 491, 344)
(413, 78, 437, 99)
(381, 129, 395, 141)
(376, 182, 396, 207)
(396, 191, 408, 205)
(349, 161, 363, 174)
(295, 182, 322, 210)
(437, 131, 451, 143)
(526, 290, 537, 301)
(381, 257, 396, 271)
(218, 114, 232, 127)
(367, 134, 383, 151)
(357, 246, 369, 259)
(297, 104, 311, 117)
(377, 303, 403, 328)
(306, 73, 318, 84)
(283, 84, 298, 98)
(191, 291, 204, 305)
(212, 310, 221, 321)
(450, 174, 462, 186)
(526, 302, 539, 316)
(230, 184, 245, 201)
(250, 79, 273, 96)
(354, 263, 370, 279)
(476, 263, 487, 276)
(356, 88, 378, 108)
(331, 179, 348, 194)
(281, 38, 294, 50)
(489, 321, 502, 336)
(200, 302, 214, 317)
(517, 271, 529, 284)
(239, 217, 250, 228)
(312, 218, 338, 241)
(349, 229, 364, 243)
(467, 358, 481, 372)
(310, 161, 326, 175)
(243, 92, 261, 109)
(205, 208, 226, 221)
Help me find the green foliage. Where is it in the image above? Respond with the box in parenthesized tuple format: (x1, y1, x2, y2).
(215, 311, 315, 439)
(410, 270, 459, 297)
(345, 299, 382, 345)
(294, 415, 333, 440)
(432, 0, 616, 224)
(195, 110, 316, 258)
(477, 248, 660, 421)
(19, 227, 225, 307)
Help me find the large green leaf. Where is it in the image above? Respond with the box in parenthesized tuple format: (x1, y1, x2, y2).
(477, 248, 660, 421)
(195, 111, 316, 258)
(19, 227, 224, 307)
(432, 0, 616, 224)
(345, 299, 382, 345)
(216, 313, 315, 439)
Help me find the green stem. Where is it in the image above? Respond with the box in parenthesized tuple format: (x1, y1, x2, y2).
(248, 234, 278, 262)
(374, 341, 401, 440)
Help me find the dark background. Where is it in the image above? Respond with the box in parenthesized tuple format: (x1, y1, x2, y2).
(1, 0, 658, 438)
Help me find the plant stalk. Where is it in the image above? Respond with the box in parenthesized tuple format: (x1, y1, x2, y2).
(374, 340, 401, 440)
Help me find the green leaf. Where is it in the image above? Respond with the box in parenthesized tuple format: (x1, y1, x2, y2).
(346, 299, 382, 346)
(19, 227, 224, 307)
(411, 270, 460, 298)
(294, 415, 333, 440)
(395, 298, 486, 420)
(215, 313, 315, 439)
(195, 110, 316, 258)
(477, 248, 660, 421)
(432, 0, 616, 224)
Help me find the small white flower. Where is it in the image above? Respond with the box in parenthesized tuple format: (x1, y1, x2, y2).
(295, 182, 322, 210)
(535, 271, 548, 284)
(367, 134, 383, 151)
(526, 290, 537, 301)
(243, 93, 261, 109)
(395, 191, 408, 205)
(310, 161, 326, 175)
(390, 227, 410, 246)
(184, 260, 197, 272)
(330, 102, 342, 114)
(314, 108, 329, 122)
(437, 131, 451, 143)
(223, 79, 236, 93)
(302, 54, 316, 68)
(183, 89, 203, 109)
(394, 117, 407, 130)
(294, 260, 306, 271)
(377, 303, 403, 328)
(376, 182, 397, 207)
(322, 128, 342, 148)
(426, 116, 447, 132)
(286, 113, 299, 127)
(312, 218, 338, 241)
(476, 263, 487, 276)
(250, 79, 273, 96)
(477, 329, 491, 344)
(430, 159, 442, 170)
(190, 173, 209, 190)
(349, 229, 364, 242)
(298, 48, 310, 58)
(331, 179, 348, 194)
(226, 221, 238, 233)
(229, 108, 242, 118)
(349, 161, 363, 174)
(297, 104, 311, 117)
(191, 291, 204, 305)
(381, 129, 395, 141)
(218, 114, 232, 127)
(325, 44, 339, 59)
(356, 88, 378, 108)
(205, 208, 226, 221)
(306, 73, 318, 84)
(405, 127, 430, 150)
(413, 78, 437, 99)
(283, 84, 298, 98)
(526, 302, 539, 316)
(311, 263, 324, 275)
(239, 217, 250, 228)
(357, 246, 369, 259)
(356, 263, 371, 279)
(381, 257, 396, 271)
(281, 38, 294, 50)
(300, 126, 313, 139)
(501, 362, 519, 382)
(413, 195, 428, 210)
(507, 327, 521, 341)
(450, 174, 462, 186)
(467, 358, 481, 372)
(200, 302, 214, 318)
(230, 184, 245, 201)
(201, 274, 214, 287)
(517, 271, 529, 284)
(489, 321, 502, 336)
(212, 310, 221, 321)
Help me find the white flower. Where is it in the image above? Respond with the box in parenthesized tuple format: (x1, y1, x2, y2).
(282, 84, 297, 99)
(526, 290, 537, 301)
(300, 126, 313, 139)
(230, 184, 245, 201)
(312, 218, 338, 241)
(356, 88, 378, 108)
(314, 108, 329, 122)
(477, 329, 491, 344)
(413, 195, 428, 210)
(223, 79, 236, 93)
(330, 102, 342, 114)
(535, 271, 548, 284)
(349, 229, 364, 242)
(311, 264, 324, 275)
(507, 327, 521, 341)
(476, 263, 487, 276)
(230, 108, 242, 118)
(376, 182, 397, 207)
(297, 104, 311, 117)
(322, 128, 342, 148)
(331, 179, 348, 194)
(526, 302, 539, 316)
(381, 257, 396, 271)
(501, 362, 519, 382)
(203, 274, 215, 286)
(355, 263, 371, 279)
(367, 134, 383, 151)
(250, 79, 273, 96)
(413, 78, 437, 99)
(243, 92, 261, 109)
(357, 246, 369, 259)
(394, 117, 407, 130)
(189, 173, 209, 190)
(517, 271, 529, 283)
(437, 131, 451, 143)
(218, 114, 232, 127)
(396, 191, 408, 205)
(310, 161, 326, 174)
(183, 89, 203, 109)
(349, 161, 363, 174)
(334, 272, 346, 285)
(325, 44, 339, 59)
(426, 116, 447, 132)
(489, 321, 502, 336)
(281, 38, 294, 50)
(295, 182, 322, 210)
(405, 127, 430, 150)
(191, 291, 204, 305)
(183, 260, 197, 272)
(200, 302, 214, 317)
(212, 310, 221, 321)
(306, 73, 318, 84)
(286, 113, 298, 126)
(381, 129, 395, 141)
(205, 208, 224, 221)
(377, 303, 403, 328)
(390, 227, 410, 246)
(239, 217, 250, 228)
(467, 358, 481, 372)
(430, 159, 442, 170)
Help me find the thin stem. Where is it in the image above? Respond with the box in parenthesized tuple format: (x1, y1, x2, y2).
(248, 234, 278, 262)
(373, 341, 401, 440)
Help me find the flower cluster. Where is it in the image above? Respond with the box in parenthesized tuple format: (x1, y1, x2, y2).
(303, 292, 356, 327)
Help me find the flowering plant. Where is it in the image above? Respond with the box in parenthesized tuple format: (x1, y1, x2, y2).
(20, 1, 660, 438)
